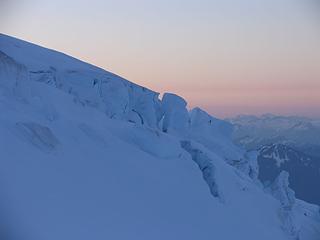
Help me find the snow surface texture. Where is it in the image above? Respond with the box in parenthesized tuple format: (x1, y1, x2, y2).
(0, 34, 319, 240)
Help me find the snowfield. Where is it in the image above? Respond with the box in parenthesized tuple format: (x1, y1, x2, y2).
(0, 34, 319, 240)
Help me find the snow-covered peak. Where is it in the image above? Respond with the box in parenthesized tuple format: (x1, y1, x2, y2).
(0, 33, 240, 144)
(259, 143, 310, 167)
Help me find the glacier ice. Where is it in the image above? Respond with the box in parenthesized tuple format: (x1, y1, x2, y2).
(161, 93, 189, 135)
(0, 33, 319, 240)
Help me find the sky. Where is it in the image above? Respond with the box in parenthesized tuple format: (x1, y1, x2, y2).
(1, 0, 320, 118)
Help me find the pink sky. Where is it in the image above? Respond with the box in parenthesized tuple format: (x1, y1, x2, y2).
(1, 0, 319, 118)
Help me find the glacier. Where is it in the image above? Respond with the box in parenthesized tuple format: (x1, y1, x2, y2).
(0, 33, 319, 240)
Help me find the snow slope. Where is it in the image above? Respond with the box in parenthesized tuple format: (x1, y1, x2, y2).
(0, 34, 319, 240)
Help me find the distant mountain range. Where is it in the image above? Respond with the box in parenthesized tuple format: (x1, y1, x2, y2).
(228, 114, 320, 206)
(228, 114, 320, 155)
